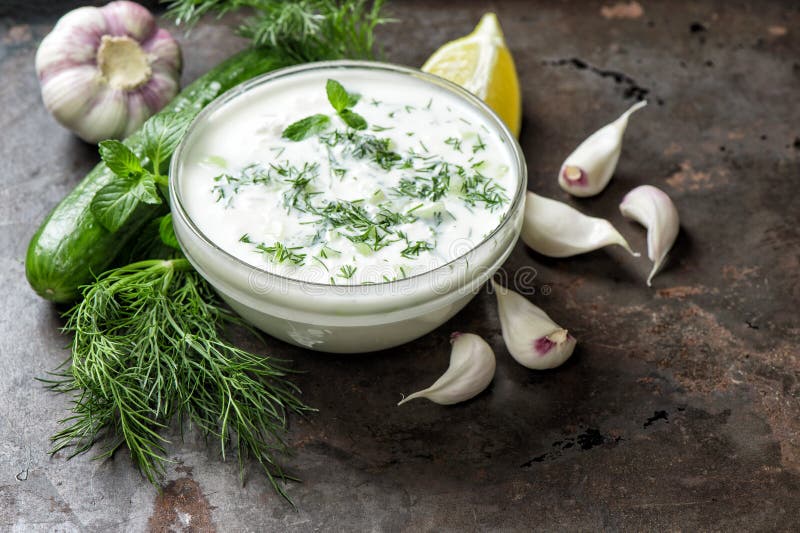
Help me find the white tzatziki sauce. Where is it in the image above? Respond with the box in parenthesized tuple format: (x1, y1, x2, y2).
(179, 68, 517, 284)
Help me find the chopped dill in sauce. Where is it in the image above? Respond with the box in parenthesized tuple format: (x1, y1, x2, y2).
(184, 75, 516, 284)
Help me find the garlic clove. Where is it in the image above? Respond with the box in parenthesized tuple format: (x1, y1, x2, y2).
(521, 191, 638, 257)
(73, 86, 128, 142)
(558, 100, 647, 197)
(619, 185, 680, 286)
(492, 281, 577, 369)
(124, 92, 150, 139)
(398, 332, 496, 406)
(143, 29, 183, 73)
(40, 66, 102, 125)
(102, 0, 157, 41)
(56, 5, 108, 35)
(139, 70, 179, 115)
(35, 8, 107, 80)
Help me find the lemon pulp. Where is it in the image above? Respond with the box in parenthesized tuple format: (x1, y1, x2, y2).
(422, 13, 522, 137)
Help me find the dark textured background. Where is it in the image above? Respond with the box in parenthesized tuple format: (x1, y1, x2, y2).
(1, 1, 799, 530)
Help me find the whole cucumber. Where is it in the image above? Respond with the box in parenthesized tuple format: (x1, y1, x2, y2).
(26, 49, 289, 303)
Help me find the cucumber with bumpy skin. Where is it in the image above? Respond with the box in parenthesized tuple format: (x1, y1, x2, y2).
(26, 49, 289, 303)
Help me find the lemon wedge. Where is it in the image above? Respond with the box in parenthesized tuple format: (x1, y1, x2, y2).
(422, 13, 522, 137)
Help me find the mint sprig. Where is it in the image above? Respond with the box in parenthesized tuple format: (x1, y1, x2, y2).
(339, 109, 367, 130)
(326, 79, 351, 112)
(281, 79, 367, 141)
(282, 114, 331, 141)
(158, 213, 181, 250)
(91, 113, 193, 233)
(326, 79, 366, 130)
(142, 111, 192, 175)
(92, 140, 162, 232)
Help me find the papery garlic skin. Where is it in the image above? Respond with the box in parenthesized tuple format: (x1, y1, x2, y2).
(558, 100, 647, 197)
(521, 191, 638, 257)
(35, 1, 182, 143)
(398, 332, 495, 406)
(493, 281, 576, 370)
(619, 185, 680, 286)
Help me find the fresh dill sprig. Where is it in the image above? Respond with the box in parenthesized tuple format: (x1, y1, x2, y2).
(43, 259, 312, 501)
(321, 130, 401, 170)
(276, 161, 320, 212)
(472, 134, 487, 153)
(314, 200, 412, 252)
(444, 136, 462, 152)
(400, 239, 434, 259)
(395, 163, 451, 201)
(256, 241, 307, 265)
(461, 172, 509, 211)
(164, 0, 392, 62)
(212, 163, 271, 206)
(337, 264, 357, 279)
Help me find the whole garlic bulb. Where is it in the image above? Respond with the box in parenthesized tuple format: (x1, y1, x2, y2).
(35, 1, 182, 143)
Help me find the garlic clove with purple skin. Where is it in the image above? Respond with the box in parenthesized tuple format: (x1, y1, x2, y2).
(398, 332, 496, 406)
(492, 281, 577, 370)
(619, 185, 680, 286)
(521, 191, 639, 257)
(35, 1, 182, 143)
(558, 100, 647, 197)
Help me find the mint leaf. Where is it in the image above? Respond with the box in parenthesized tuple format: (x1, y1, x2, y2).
(326, 79, 350, 113)
(347, 92, 361, 107)
(99, 140, 143, 179)
(91, 179, 142, 232)
(133, 173, 162, 205)
(339, 109, 367, 130)
(282, 114, 330, 141)
(142, 111, 192, 174)
(158, 214, 181, 250)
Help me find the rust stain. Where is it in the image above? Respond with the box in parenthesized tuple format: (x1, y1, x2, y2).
(665, 160, 726, 191)
(600, 1, 644, 19)
(148, 478, 216, 533)
(613, 301, 800, 473)
(768, 25, 788, 36)
(48, 497, 72, 515)
(722, 265, 759, 282)
(3, 24, 32, 44)
(656, 285, 711, 299)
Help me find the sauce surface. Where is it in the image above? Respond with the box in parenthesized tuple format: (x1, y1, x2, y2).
(179, 68, 518, 284)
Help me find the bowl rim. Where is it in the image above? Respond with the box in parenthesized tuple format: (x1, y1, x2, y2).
(169, 59, 527, 291)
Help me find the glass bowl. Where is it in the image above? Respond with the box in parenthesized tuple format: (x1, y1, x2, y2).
(169, 60, 527, 353)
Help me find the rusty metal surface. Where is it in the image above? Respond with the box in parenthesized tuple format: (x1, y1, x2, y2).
(1, 1, 799, 530)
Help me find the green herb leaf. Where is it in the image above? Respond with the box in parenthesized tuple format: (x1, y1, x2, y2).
(49, 259, 312, 498)
(99, 140, 143, 179)
(326, 79, 351, 112)
(255, 241, 306, 265)
(91, 179, 143, 232)
(166, 0, 391, 64)
(339, 109, 367, 130)
(158, 214, 181, 250)
(133, 173, 162, 205)
(282, 114, 331, 141)
(142, 111, 193, 174)
(338, 264, 357, 279)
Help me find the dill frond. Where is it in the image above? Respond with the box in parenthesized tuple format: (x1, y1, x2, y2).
(43, 259, 312, 502)
(164, 0, 392, 62)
